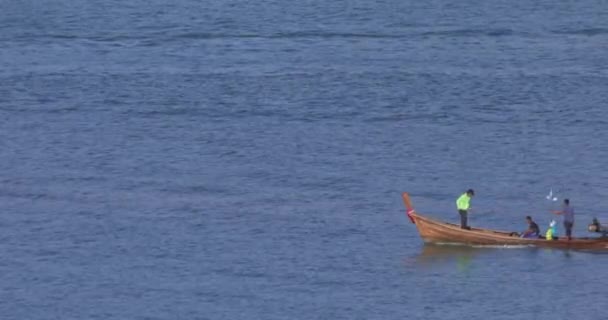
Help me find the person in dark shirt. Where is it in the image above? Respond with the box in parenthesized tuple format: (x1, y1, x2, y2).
(521, 216, 540, 238)
(552, 199, 575, 240)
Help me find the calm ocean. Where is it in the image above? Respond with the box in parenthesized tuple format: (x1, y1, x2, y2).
(1, 0, 607, 319)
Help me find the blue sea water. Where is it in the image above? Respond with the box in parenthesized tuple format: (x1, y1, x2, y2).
(1, 0, 608, 319)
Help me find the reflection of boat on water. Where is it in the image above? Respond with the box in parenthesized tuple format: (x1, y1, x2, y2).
(413, 244, 481, 272)
(420, 243, 479, 257)
(417, 244, 479, 262)
(402, 192, 608, 251)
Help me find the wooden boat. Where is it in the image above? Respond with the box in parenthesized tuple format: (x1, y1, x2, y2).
(402, 192, 608, 250)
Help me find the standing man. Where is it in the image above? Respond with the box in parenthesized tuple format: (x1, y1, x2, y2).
(552, 198, 575, 240)
(456, 189, 474, 229)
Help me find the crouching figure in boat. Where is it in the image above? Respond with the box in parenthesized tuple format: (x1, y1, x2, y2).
(545, 220, 558, 240)
(520, 216, 540, 238)
(588, 218, 607, 237)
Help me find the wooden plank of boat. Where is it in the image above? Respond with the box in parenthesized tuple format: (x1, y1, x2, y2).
(402, 192, 608, 250)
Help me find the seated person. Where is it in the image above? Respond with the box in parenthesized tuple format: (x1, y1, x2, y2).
(588, 218, 607, 236)
(521, 216, 540, 238)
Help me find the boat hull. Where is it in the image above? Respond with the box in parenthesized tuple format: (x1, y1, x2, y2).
(411, 212, 608, 250)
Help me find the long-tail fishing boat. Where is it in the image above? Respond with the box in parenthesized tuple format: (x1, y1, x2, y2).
(402, 192, 608, 250)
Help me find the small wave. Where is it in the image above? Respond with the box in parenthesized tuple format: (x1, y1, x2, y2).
(32, 28, 522, 45)
(45, 34, 80, 40)
(173, 32, 260, 40)
(171, 29, 518, 41)
(172, 31, 405, 40)
(365, 112, 454, 123)
(553, 28, 608, 36)
(124, 107, 208, 117)
(40, 106, 80, 114)
(0, 190, 48, 200)
(421, 28, 515, 38)
(299, 176, 360, 191)
(37, 33, 145, 42)
(469, 244, 532, 249)
(163, 184, 236, 196)
(433, 242, 531, 249)
(272, 31, 404, 39)
(213, 267, 268, 279)
(0, 106, 80, 114)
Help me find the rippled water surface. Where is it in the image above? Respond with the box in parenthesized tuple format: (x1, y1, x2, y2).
(1, 1, 608, 319)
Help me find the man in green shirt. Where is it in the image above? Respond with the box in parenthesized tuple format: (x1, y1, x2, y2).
(456, 189, 474, 229)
